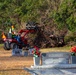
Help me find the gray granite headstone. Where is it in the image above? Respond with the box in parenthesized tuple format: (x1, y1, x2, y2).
(24, 52, 76, 75)
(24, 51, 28, 56)
(24, 68, 76, 75)
(28, 48, 34, 54)
(71, 56, 76, 64)
(12, 49, 23, 56)
(41, 52, 70, 65)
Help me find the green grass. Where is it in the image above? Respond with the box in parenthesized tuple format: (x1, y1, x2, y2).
(0, 43, 72, 53)
(41, 46, 71, 53)
(0, 44, 3, 46)
(0, 44, 3, 50)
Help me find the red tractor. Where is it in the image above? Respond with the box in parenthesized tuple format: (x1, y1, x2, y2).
(2, 22, 38, 50)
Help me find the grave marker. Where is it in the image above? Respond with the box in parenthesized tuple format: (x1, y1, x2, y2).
(71, 56, 76, 64)
(12, 48, 23, 56)
(24, 51, 28, 56)
(24, 67, 76, 75)
(41, 52, 70, 65)
(24, 52, 76, 75)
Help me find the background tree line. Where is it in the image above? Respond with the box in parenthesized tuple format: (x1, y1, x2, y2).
(0, 0, 76, 47)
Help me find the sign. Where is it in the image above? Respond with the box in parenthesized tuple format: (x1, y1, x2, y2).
(41, 52, 70, 65)
(12, 49, 22, 56)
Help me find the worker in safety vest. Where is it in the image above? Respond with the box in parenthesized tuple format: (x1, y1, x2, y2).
(2, 32, 6, 40)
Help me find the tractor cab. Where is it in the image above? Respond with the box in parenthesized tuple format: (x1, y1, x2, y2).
(2, 22, 39, 50)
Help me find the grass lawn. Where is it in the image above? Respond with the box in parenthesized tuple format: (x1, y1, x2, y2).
(0, 43, 71, 52)
(41, 46, 71, 53)
(0, 44, 3, 46)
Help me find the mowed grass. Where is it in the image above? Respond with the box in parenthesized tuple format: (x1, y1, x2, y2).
(0, 44, 71, 52)
(41, 46, 71, 53)
(0, 44, 4, 50)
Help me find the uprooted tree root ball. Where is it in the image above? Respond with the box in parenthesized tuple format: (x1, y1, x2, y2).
(26, 22, 65, 48)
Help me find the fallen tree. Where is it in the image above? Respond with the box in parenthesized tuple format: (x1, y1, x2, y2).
(26, 22, 65, 48)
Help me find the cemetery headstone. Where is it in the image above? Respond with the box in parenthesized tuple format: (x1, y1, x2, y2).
(71, 56, 76, 64)
(12, 48, 23, 56)
(41, 52, 70, 65)
(24, 51, 28, 56)
(28, 48, 34, 54)
(24, 52, 76, 75)
(24, 68, 76, 75)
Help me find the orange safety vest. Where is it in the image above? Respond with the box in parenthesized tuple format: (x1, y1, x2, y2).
(2, 33, 6, 39)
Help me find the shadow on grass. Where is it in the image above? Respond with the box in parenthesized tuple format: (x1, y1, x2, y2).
(0, 68, 23, 71)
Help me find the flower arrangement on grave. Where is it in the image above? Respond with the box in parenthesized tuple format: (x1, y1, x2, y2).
(70, 46, 76, 56)
(32, 46, 41, 57)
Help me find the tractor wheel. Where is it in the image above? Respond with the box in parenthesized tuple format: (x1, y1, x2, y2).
(19, 46, 22, 49)
(4, 41, 10, 50)
(11, 43, 19, 49)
